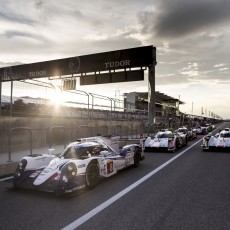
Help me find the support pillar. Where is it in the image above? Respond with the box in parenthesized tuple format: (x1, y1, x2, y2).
(148, 47, 157, 133)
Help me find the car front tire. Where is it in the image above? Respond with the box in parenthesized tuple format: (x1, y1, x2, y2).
(85, 161, 100, 189)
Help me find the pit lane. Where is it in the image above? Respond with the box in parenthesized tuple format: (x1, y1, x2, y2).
(0, 124, 230, 230)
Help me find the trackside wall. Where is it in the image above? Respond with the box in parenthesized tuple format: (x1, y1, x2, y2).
(0, 117, 146, 153)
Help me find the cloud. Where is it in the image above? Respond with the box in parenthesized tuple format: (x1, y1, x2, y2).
(214, 63, 227, 68)
(0, 11, 34, 25)
(139, 0, 230, 40)
(0, 0, 229, 118)
(0, 61, 22, 68)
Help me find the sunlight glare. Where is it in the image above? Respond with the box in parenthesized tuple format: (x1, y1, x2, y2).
(48, 89, 64, 106)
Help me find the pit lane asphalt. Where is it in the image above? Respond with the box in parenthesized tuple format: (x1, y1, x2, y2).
(0, 124, 230, 230)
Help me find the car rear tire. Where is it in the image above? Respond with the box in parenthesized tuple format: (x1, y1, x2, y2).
(85, 161, 100, 189)
(133, 147, 141, 167)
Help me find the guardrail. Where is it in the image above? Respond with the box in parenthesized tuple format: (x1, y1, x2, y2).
(8, 127, 33, 162)
(49, 126, 66, 149)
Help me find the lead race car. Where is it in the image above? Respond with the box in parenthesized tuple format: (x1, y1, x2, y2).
(202, 128, 230, 151)
(13, 135, 144, 194)
(144, 129, 187, 153)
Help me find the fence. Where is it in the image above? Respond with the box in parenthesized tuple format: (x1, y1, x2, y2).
(1, 79, 213, 129)
(0, 80, 149, 121)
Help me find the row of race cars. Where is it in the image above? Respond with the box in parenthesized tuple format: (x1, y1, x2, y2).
(12, 123, 228, 195)
(144, 123, 230, 153)
(145, 125, 208, 152)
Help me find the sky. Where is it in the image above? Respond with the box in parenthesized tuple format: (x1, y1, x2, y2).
(0, 0, 230, 119)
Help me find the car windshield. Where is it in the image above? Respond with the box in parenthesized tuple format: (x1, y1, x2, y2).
(156, 133, 169, 138)
(220, 132, 230, 138)
(60, 142, 108, 159)
(178, 128, 187, 132)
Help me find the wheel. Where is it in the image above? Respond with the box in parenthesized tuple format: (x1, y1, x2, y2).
(133, 147, 141, 167)
(172, 145, 177, 153)
(85, 161, 100, 189)
(173, 139, 180, 153)
(185, 136, 188, 146)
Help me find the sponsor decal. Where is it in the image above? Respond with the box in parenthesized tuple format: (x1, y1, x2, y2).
(107, 161, 113, 174)
(218, 139, 226, 147)
(29, 170, 42, 178)
(81, 137, 98, 142)
(125, 155, 132, 165)
(168, 141, 174, 148)
(35, 157, 47, 161)
(29, 70, 47, 78)
(104, 60, 131, 69)
(78, 164, 86, 168)
(43, 169, 50, 174)
(110, 137, 119, 144)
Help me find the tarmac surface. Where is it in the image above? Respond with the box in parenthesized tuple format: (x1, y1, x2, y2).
(1, 133, 230, 230)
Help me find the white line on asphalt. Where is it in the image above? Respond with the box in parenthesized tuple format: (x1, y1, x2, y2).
(0, 176, 13, 182)
(62, 138, 203, 230)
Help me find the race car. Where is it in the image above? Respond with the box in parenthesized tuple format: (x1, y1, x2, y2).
(196, 126, 208, 135)
(144, 130, 187, 153)
(205, 123, 214, 132)
(202, 128, 230, 151)
(177, 127, 197, 141)
(13, 135, 144, 194)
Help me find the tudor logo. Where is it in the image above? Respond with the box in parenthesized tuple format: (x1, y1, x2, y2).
(29, 70, 47, 77)
(104, 60, 131, 69)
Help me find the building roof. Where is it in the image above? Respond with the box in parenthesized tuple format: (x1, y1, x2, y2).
(132, 91, 184, 104)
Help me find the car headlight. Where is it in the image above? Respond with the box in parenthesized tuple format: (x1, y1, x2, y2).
(60, 162, 77, 183)
(49, 158, 59, 167)
(14, 159, 27, 178)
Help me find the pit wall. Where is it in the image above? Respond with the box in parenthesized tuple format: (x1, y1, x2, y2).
(0, 117, 145, 153)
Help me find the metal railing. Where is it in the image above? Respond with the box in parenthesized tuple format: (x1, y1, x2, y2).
(8, 127, 33, 162)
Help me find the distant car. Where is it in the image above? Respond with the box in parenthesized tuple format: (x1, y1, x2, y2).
(202, 128, 230, 151)
(191, 128, 198, 139)
(177, 126, 197, 141)
(197, 126, 208, 135)
(177, 127, 189, 138)
(13, 135, 144, 195)
(144, 130, 187, 153)
(205, 123, 214, 132)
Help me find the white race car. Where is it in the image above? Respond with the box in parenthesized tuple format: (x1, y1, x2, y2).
(202, 128, 230, 151)
(197, 126, 208, 135)
(144, 130, 187, 153)
(13, 135, 144, 195)
(177, 127, 197, 141)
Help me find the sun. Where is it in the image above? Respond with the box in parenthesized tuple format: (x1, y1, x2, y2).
(47, 88, 64, 106)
